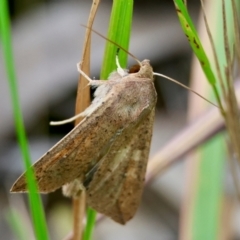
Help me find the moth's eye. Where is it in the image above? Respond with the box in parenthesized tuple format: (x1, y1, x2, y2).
(129, 64, 141, 73)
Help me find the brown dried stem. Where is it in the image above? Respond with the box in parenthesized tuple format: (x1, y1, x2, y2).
(222, 0, 240, 165)
(69, 1, 100, 240)
(220, 0, 240, 202)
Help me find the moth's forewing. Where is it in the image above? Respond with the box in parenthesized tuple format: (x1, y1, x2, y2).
(84, 77, 157, 224)
(11, 78, 149, 193)
(116, 109, 155, 223)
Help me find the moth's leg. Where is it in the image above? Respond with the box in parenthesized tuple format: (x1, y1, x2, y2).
(77, 62, 107, 86)
(63, 179, 85, 198)
(50, 112, 85, 126)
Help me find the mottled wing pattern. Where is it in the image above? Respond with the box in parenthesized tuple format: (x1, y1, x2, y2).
(85, 108, 155, 224)
(10, 100, 120, 192)
(11, 74, 156, 195)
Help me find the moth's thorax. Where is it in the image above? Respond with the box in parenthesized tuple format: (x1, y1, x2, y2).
(131, 59, 153, 80)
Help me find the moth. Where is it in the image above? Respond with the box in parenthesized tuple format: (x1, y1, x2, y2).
(11, 56, 157, 224)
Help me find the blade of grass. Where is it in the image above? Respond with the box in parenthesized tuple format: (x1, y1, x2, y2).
(174, 0, 223, 112)
(83, 1, 133, 239)
(82, 208, 97, 240)
(5, 208, 29, 240)
(100, 0, 133, 79)
(0, 1, 49, 239)
(191, 136, 225, 240)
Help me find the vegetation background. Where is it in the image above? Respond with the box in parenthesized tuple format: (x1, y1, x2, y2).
(0, 0, 239, 239)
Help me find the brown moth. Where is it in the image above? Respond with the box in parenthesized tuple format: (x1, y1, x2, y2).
(11, 58, 157, 224)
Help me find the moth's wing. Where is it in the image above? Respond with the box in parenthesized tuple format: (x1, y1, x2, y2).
(10, 85, 131, 193)
(85, 107, 155, 224)
(11, 79, 156, 194)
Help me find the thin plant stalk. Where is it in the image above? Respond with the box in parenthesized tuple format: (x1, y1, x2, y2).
(0, 0, 49, 239)
(72, 1, 100, 240)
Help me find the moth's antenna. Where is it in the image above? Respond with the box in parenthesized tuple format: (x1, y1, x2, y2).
(153, 72, 219, 108)
(81, 24, 142, 66)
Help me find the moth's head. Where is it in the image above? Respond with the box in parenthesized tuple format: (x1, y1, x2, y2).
(131, 59, 153, 80)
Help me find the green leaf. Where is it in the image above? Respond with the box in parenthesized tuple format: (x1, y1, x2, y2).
(0, 1, 49, 239)
(193, 136, 225, 240)
(83, 208, 97, 240)
(174, 0, 216, 86)
(100, 0, 133, 79)
(5, 208, 29, 240)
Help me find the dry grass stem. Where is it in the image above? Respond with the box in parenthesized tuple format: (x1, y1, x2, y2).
(63, 1, 101, 239)
(200, 0, 227, 103)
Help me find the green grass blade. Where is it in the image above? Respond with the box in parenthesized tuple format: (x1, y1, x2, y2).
(174, 0, 216, 85)
(173, 0, 223, 108)
(5, 208, 29, 240)
(100, 0, 133, 79)
(193, 136, 225, 240)
(83, 208, 97, 240)
(83, 0, 133, 239)
(0, 1, 49, 239)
